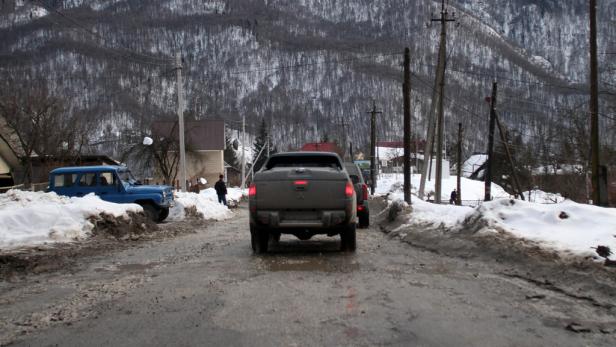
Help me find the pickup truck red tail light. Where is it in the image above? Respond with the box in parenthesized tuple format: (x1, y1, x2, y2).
(345, 181, 354, 198)
(362, 183, 369, 200)
(248, 183, 257, 197)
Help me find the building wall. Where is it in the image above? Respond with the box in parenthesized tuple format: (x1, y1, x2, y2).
(186, 151, 224, 186)
(0, 154, 9, 175)
(152, 151, 224, 188)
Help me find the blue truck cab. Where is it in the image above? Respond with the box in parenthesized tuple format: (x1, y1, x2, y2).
(48, 165, 174, 222)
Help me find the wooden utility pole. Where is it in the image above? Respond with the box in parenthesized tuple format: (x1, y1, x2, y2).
(589, 0, 601, 205)
(456, 122, 462, 205)
(433, 0, 455, 204)
(403, 47, 412, 204)
(419, 0, 455, 202)
(176, 52, 187, 192)
(368, 101, 382, 195)
(241, 115, 246, 189)
(494, 113, 525, 200)
(484, 81, 497, 202)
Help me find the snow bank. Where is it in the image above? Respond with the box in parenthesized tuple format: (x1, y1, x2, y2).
(407, 198, 473, 228)
(376, 173, 509, 202)
(168, 192, 233, 221)
(475, 199, 616, 257)
(522, 190, 565, 204)
(378, 174, 616, 259)
(200, 187, 247, 207)
(0, 190, 142, 250)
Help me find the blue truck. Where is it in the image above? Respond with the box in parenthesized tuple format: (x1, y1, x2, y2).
(48, 165, 174, 222)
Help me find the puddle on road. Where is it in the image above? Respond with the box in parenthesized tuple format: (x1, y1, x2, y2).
(94, 262, 161, 273)
(260, 256, 360, 273)
(256, 239, 361, 273)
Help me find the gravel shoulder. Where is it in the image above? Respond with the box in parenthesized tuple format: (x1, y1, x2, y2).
(0, 201, 614, 346)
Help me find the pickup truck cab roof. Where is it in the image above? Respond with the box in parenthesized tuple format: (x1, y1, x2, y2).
(270, 151, 340, 157)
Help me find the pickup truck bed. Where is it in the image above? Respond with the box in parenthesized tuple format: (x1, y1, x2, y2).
(249, 152, 357, 253)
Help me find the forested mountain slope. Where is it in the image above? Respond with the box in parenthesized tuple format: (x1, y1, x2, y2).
(1, 0, 614, 164)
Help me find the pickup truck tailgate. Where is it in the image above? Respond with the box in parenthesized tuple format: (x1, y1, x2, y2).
(254, 168, 349, 210)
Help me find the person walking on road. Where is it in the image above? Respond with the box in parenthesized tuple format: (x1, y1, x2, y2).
(215, 174, 228, 206)
(450, 189, 457, 205)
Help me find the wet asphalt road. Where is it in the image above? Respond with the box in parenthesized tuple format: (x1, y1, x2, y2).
(1, 201, 614, 346)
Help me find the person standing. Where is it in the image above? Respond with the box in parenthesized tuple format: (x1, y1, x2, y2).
(450, 189, 457, 205)
(214, 174, 228, 206)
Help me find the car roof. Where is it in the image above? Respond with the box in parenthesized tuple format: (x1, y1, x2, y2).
(50, 165, 126, 174)
(344, 162, 361, 173)
(271, 151, 341, 158)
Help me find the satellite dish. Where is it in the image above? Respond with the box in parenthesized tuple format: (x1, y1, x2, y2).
(143, 137, 154, 146)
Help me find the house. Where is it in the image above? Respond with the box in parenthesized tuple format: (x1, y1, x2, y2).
(152, 120, 225, 187)
(0, 116, 25, 188)
(300, 142, 344, 157)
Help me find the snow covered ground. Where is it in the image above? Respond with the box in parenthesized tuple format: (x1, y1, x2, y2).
(0, 186, 248, 249)
(0, 190, 142, 250)
(377, 174, 616, 259)
(376, 173, 509, 202)
(168, 187, 247, 222)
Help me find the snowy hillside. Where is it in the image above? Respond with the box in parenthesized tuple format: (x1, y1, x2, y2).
(0, 0, 614, 160)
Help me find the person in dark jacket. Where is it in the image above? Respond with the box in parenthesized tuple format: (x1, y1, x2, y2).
(214, 174, 228, 206)
(450, 189, 457, 205)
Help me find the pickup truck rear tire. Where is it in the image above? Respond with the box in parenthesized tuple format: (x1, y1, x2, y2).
(250, 225, 269, 254)
(358, 211, 369, 228)
(340, 223, 357, 252)
(141, 203, 160, 222)
(158, 207, 170, 222)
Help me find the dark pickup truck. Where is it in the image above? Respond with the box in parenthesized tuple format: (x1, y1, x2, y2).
(248, 152, 357, 253)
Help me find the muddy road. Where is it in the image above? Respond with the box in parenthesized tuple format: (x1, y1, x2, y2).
(1, 201, 615, 346)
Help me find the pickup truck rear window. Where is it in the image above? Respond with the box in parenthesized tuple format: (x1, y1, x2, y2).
(265, 156, 342, 170)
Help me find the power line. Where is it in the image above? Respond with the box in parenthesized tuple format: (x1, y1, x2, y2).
(29, 0, 175, 67)
(229, 51, 403, 75)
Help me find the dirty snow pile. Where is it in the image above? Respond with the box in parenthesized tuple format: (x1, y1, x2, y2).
(0, 190, 142, 249)
(378, 174, 616, 259)
(200, 187, 247, 207)
(472, 199, 616, 257)
(168, 187, 247, 221)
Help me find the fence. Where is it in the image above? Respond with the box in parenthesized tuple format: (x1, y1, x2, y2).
(0, 182, 48, 194)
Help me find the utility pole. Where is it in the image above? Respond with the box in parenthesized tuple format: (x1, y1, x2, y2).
(433, 0, 455, 204)
(456, 122, 462, 205)
(485, 81, 497, 202)
(176, 52, 187, 192)
(241, 115, 246, 189)
(589, 0, 601, 206)
(403, 47, 412, 204)
(368, 100, 382, 195)
(494, 113, 525, 200)
(338, 118, 350, 160)
(419, 0, 455, 201)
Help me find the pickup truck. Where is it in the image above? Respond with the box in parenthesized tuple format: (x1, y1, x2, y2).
(248, 152, 357, 253)
(48, 165, 174, 222)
